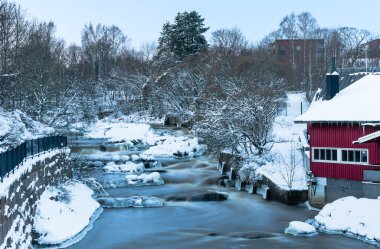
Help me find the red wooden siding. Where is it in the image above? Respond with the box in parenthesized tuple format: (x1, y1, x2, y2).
(308, 123, 380, 181)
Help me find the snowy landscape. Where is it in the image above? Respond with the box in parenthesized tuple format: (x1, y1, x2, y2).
(1, 0, 380, 248)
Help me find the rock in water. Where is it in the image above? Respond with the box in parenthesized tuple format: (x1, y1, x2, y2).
(166, 191, 229, 202)
(188, 191, 229, 202)
(284, 221, 318, 237)
(97, 196, 164, 208)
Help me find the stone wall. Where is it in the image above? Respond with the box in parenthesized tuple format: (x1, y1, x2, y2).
(0, 149, 71, 248)
(326, 178, 363, 203)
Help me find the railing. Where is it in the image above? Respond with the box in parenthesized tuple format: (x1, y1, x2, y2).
(0, 135, 67, 180)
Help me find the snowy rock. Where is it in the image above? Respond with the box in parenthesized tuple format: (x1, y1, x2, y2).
(140, 154, 156, 162)
(126, 172, 164, 185)
(91, 161, 105, 167)
(103, 162, 145, 173)
(152, 161, 163, 168)
(142, 136, 205, 158)
(131, 154, 140, 161)
(284, 221, 318, 237)
(97, 196, 164, 208)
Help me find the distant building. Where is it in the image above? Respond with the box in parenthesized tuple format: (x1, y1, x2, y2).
(295, 70, 380, 208)
(274, 39, 325, 88)
(363, 39, 380, 67)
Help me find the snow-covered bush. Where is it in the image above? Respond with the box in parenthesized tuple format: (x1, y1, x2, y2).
(0, 108, 54, 152)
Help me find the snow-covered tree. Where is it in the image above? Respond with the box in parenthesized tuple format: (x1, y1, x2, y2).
(155, 11, 209, 62)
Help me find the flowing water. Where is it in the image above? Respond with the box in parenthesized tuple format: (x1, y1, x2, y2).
(68, 126, 375, 249)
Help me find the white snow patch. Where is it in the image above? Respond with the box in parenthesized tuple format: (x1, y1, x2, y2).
(142, 136, 204, 158)
(315, 196, 380, 241)
(131, 154, 140, 161)
(33, 180, 101, 246)
(126, 172, 164, 185)
(103, 162, 145, 173)
(285, 221, 318, 236)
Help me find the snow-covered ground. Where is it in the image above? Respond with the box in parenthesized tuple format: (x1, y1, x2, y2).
(71, 112, 164, 133)
(314, 196, 380, 242)
(33, 180, 102, 247)
(142, 136, 204, 158)
(255, 93, 309, 190)
(85, 118, 205, 159)
(0, 108, 54, 153)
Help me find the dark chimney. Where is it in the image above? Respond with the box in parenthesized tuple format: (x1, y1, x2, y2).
(325, 57, 339, 100)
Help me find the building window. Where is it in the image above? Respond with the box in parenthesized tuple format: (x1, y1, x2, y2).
(341, 149, 368, 163)
(313, 148, 338, 162)
(313, 147, 368, 164)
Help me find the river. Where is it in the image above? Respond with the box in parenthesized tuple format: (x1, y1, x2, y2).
(68, 126, 374, 249)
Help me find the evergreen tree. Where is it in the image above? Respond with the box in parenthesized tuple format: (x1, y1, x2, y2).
(156, 11, 209, 61)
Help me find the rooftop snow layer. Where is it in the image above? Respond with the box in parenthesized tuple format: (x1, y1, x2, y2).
(295, 75, 380, 123)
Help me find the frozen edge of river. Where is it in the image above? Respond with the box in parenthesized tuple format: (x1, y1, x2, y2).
(33, 207, 103, 249)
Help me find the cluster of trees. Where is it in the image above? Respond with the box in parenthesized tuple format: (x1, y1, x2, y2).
(0, 1, 377, 155)
(0, 0, 149, 126)
(263, 12, 374, 98)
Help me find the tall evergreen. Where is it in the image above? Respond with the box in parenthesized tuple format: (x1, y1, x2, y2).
(156, 11, 209, 61)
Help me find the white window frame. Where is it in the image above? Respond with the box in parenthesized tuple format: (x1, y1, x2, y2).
(312, 147, 369, 165)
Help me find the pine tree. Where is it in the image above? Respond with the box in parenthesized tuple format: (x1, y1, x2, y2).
(156, 11, 209, 61)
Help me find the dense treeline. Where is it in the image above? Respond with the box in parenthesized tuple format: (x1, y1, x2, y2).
(0, 1, 376, 154)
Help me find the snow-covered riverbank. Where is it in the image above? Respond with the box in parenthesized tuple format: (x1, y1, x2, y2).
(33, 181, 102, 247)
(83, 118, 205, 159)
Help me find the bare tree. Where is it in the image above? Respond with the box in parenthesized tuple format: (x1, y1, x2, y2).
(277, 140, 303, 189)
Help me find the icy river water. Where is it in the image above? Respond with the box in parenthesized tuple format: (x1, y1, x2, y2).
(68, 126, 374, 249)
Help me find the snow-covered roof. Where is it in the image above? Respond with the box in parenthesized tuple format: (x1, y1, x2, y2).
(353, 130, 380, 144)
(295, 75, 380, 123)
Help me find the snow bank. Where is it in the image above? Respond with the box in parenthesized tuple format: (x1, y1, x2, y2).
(142, 136, 204, 158)
(315, 196, 380, 242)
(85, 122, 158, 145)
(285, 221, 318, 237)
(85, 118, 205, 159)
(0, 108, 54, 153)
(126, 172, 164, 185)
(103, 162, 145, 173)
(33, 180, 101, 246)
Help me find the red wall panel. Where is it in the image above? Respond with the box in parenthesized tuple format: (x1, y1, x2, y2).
(308, 123, 380, 180)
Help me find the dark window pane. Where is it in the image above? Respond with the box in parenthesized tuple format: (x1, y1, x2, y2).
(355, 151, 361, 162)
(342, 150, 347, 161)
(326, 150, 332, 160)
(332, 150, 337, 161)
(314, 149, 319, 160)
(320, 149, 325, 160)
(348, 151, 354, 162)
(361, 150, 368, 163)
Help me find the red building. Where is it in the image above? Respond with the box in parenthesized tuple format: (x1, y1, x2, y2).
(295, 73, 380, 207)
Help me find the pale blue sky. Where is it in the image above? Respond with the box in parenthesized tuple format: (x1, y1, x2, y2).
(11, 0, 380, 48)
